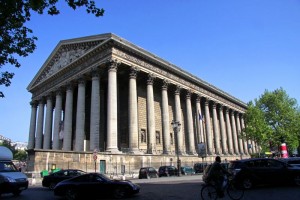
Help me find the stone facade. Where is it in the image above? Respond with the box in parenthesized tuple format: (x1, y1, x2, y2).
(26, 33, 257, 174)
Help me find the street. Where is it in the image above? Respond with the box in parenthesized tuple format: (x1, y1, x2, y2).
(1, 175, 300, 200)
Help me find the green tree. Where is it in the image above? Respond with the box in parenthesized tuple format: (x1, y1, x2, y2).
(243, 88, 300, 155)
(14, 149, 28, 161)
(243, 102, 273, 154)
(0, 0, 104, 97)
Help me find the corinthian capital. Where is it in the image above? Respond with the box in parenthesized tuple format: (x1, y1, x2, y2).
(147, 73, 156, 85)
(162, 79, 169, 90)
(129, 66, 139, 79)
(175, 85, 181, 95)
(107, 58, 120, 72)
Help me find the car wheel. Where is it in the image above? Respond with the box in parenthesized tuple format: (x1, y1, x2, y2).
(113, 187, 127, 199)
(294, 175, 300, 186)
(242, 178, 253, 189)
(66, 188, 78, 200)
(49, 182, 56, 190)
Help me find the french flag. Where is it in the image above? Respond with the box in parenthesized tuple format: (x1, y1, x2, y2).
(199, 112, 205, 123)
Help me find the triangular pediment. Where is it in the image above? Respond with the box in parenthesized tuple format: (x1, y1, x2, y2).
(27, 33, 114, 90)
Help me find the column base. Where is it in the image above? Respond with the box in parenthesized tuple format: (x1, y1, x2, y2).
(129, 148, 143, 154)
(187, 151, 198, 156)
(106, 148, 121, 154)
(163, 150, 171, 155)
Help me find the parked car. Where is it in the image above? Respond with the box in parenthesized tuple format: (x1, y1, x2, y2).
(158, 166, 178, 177)
(54, 173, 140, 200)
(181, 166, 195, 175)
(42, 169, 86, 189)
(194, 162, 208, 173)
(138, 167, 158, 179)
(228, 158, 300, 189)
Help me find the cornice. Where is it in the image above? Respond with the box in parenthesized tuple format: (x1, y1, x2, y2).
(112, 47, 246, 112)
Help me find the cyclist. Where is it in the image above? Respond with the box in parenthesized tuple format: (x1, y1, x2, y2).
(206, 156, 230, 198)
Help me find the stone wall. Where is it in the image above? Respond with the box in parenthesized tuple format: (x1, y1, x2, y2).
(26, 150, 246, 176)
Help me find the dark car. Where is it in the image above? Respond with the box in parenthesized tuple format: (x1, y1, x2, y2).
(158, 166, 178, 177)
(0, 173, 27, 196)
(138, 167, 158, 179)
(54, 173, 140, 200)
(228, 158, 300, 189)
(0, 162, 28, 196)
(279, 157, 300, 168)
(194, 162, 208, 173)
(42, 169, 86, 189)
(181, 166, 195, 175)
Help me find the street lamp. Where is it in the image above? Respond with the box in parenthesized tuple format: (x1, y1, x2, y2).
(171, 120, 181, 177)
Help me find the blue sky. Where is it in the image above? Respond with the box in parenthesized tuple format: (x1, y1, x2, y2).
(1, 0, 299, 143)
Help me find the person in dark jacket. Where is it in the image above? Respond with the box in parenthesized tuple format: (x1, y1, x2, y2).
(207, 156, 229, 198)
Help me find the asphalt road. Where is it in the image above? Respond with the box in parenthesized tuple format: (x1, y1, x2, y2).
(1, 175, 300, 200)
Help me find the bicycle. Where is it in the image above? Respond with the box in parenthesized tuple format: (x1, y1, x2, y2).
(201, 175, 244, 200)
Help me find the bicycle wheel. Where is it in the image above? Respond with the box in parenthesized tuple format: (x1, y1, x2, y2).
(201, 184, 218, 200)
(227, 182, 244, 200)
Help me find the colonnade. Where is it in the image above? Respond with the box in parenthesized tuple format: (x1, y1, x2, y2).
(28, 60, 258, 157)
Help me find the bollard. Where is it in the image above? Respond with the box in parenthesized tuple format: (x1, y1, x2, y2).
(31, 174, 36, 186)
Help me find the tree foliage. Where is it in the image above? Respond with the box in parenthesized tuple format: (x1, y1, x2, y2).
(243, 88, 300, 154)
(0, 0, 104, 97)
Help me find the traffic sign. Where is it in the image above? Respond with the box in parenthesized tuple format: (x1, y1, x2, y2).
(93, 154, 97, 161)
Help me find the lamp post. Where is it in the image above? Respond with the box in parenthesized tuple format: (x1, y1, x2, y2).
(171, 120, 181, 177)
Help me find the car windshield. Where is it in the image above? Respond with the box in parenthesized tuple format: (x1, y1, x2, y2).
(0, 162, 18, 172)
(98, 173, 112, 181)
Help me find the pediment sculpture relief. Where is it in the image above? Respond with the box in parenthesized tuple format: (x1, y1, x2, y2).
(46, 46, 88, 77)
(36, 42, 99, 84)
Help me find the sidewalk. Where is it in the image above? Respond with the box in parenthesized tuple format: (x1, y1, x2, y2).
(131, 174, 203, 184)
(28, 174, 203, 186)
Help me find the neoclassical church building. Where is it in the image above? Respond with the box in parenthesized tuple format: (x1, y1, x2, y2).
(27, 33, 256, 174)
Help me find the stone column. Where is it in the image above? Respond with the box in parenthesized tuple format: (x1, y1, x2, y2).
(90, 71, 101, 151)
(28, 101, 37, 149)
(75, 78, 86, 152)
(43, 95, 53, 149)
(53, 90, 63, 150)
(225, 108, 234, 154)
(252, 141, 257, 154)
(219, 105, 227, 155)
(161, 80, 170, 154)
(128, 67, 139, 153)
(186, 92, 196, 155)
(231, 111, 239, 155)
(196, 95, 204, 143)
(175, 86, 184, 154)
(63, 84, 73, 151)
(35, 99, 45, 149)
(106, 60, 120, 153)
(212, 102, 221, 155)
(204, 98, 213, 155)
(241, 115, 249, 155)
(236, 113, 244, 155)
(146, 74, 156, 154)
